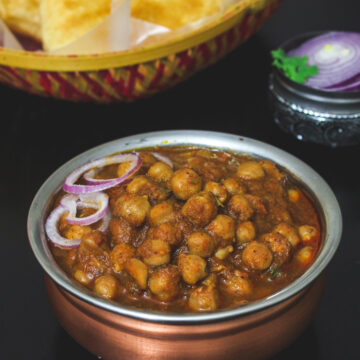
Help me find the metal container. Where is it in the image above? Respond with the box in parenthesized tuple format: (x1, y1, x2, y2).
(27, 130, 342, 359)
(269, 31, 360, 147)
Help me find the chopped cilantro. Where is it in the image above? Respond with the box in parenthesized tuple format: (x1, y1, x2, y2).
(214, 195, 224, 207)
(271, 49, 318, 84)
(269, 267, 282, 280)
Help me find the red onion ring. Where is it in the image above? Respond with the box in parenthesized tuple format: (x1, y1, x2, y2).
(289, 32, 360, 90)
(60, 192, 109, 226)
(97, 209, 111, 232)
(45, 206, 81, 249)
(63, 153, 141, 194)
(152, 152, 173, 168)
(84, 172, 133, 186)
(46, 192, 110, 249)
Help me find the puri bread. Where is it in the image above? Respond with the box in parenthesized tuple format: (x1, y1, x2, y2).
(0, 0, 41, 41)
(41, 0, 112, 51)
(0, 0, 223, 51)
(131, 0, 223, 29)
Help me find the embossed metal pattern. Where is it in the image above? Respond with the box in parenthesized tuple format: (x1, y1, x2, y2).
(269, 75, 360, 147)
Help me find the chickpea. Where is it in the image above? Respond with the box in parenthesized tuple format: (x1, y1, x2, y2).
(261, 233, 292, 266)
(109, 217, 136, 244)
(149, 202, 177, 226)
(274, 223, 300, 247)
(137, 239, 171, 266)
(126, 175, 153, 195)
(178, 253, 207, 285)
(228, 194, 254, 221)
(147, 162, 173, 182)
(187, 156, 224, 182)
(221, 178, 246, 195)
(202, 273, 217, 287)
(204, 181, 227, 203)
(117, 161, 134, 178)
(222, 270, 252, 297)
(298, 225, 317, 243)
(236, 221, 256, 244)
(288, 189, 300, 202)
(208, 256, 228, 273)
(125, 258, 148, 290)
(110, 243, 136, 272)
(296, 246, 314, 265)
(245, 194, 267, 215)
(64, 224, 91, 240)
(147, 223, 182, 247)
(206, 215, 235, 246)
(65, 249, 77, 268)
(261, 160, 284, 181)
(139, 152, 157, 167)
(242, 241, 273, 270)
(187, 232, 215, 258)
(112, 194, 150, 227)
(170, 168, 202, 200)
(94, 275, 118, 300)
(82, 230, 105, 247)
(77, 240, 110, 278)
(270, 205, 292, 223)
(126, 175, 169, 202)
(236, 161, 265, 180)
(181, 192, 217, 227)
(149, 265, 181, 301)
(188, 285, 219, 311)
(73, 268, 91, 285)
(215, 245, 234, 260)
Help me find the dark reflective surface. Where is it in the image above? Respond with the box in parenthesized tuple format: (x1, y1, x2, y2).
(1, 0, 359, 359)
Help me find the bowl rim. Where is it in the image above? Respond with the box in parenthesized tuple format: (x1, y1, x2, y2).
(27, 130, 342, 324)
(0, 0, 276, 71)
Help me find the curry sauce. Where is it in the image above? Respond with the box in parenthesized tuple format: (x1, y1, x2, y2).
(49, 146, 321, 312)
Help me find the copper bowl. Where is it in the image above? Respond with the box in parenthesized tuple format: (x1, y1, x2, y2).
(27, 130, 342, 359)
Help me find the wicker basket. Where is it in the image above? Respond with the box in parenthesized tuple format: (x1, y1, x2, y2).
(0, 0, 281, 103)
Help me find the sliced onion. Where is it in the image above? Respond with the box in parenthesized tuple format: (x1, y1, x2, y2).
(152, 152, 173, 168)
(45, 206, 81, 249)
(97, 209, 111, 232)
(63, 153, 142, 194)
(289, 32, 360, 90)
(60, 192, 109, 226)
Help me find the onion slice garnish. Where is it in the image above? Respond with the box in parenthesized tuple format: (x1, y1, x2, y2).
(289, 32, 360, 90)
(46, 192, 110, 249)
(63, 153, 142, 194)
(60, 192, 109, 226)
(97, 209, 111, 232)
(45, 206, 81, 249)
(152, 152, 173, 168)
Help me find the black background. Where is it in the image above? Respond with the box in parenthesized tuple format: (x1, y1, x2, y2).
(1, 0, 360, 359)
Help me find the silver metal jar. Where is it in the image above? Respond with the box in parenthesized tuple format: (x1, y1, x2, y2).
(269, 32, 360, 147)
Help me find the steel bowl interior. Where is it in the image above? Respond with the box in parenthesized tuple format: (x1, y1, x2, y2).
(27, 130, 342, 324)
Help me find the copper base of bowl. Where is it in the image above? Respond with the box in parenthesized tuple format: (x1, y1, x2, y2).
(45, 274, 324, 360)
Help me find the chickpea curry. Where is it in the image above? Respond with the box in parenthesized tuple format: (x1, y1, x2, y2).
(47, 146, 321, 312)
